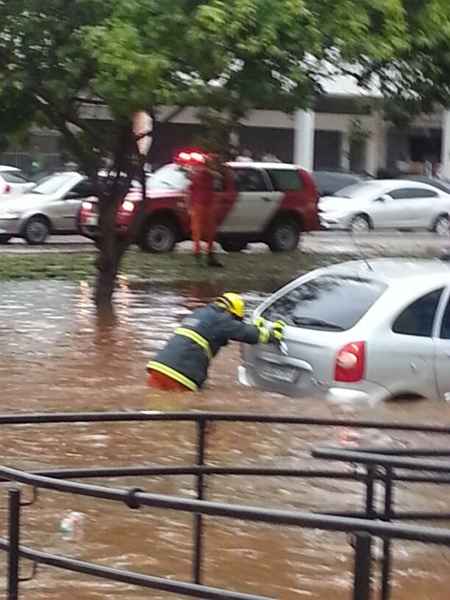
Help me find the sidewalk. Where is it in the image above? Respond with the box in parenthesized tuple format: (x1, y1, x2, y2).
(1, 232, 449, 258)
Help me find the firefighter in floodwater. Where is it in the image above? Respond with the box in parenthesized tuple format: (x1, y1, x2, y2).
(147, 292, 285, 391)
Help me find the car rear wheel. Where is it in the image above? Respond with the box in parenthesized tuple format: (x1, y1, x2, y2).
(24, 216, 50, 245)
(350, 214, 371, 234)
(266, 218, 300, 252)
(221, 239, 248, 252)
(140, 217, 178, 253)
(433, 214, 450, 237)
(0, 235, 11, 244)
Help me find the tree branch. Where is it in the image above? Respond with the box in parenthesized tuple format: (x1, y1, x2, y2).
(160, 106, 185, 123)
(35, 94, 99, 176)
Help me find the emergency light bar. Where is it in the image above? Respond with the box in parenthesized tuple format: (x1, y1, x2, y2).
(175, 150, 207, 166)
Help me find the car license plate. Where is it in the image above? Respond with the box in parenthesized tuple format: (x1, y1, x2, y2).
(85, 215, 98, 226)
(259, 364, 297, 383)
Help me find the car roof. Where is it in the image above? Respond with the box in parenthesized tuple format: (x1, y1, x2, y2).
(351, 179, 430, 188)
(0, 165, 20, 173)
(314, 170, 365, 177)
(227, 162, 301, 170)
(397, 175, 450, 193)
(388, 178, 448, 191)
(321, 257, 450, 285)
(334, 178, 446, 195)
(47, 171, 81, 177)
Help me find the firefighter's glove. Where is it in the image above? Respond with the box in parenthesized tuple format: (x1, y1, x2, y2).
(254, 317, 269, 343)
(270, 320, 286, 343)
(253, 316, 266, 329)
(257, 325, 271, 344)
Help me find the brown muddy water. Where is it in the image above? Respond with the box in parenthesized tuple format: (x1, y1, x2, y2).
(1, 278, 450, 600)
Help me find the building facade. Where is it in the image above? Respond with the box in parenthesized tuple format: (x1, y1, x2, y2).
(2, 74, 450, 178)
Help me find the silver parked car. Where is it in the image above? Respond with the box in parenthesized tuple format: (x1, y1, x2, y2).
(0, 172, 94, 244)
(0, 165, 34, 196)
(319, 179, 450, 235)
(240, 258, 450, 404)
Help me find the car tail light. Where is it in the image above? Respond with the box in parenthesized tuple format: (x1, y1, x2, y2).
(298, 169, 317, 199)
(121, 200, 135, 212)
(81, 201, 93, 211)
(334, 341, 365, 383)
(5, 184, 11, 193)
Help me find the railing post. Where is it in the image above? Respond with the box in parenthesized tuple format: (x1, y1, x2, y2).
(352, 532, 372, 600)
(8, 487, 22, 600)
(365, 466, 377, 519)
(381, 467, 394, 600)
(193, 417, 207, 585)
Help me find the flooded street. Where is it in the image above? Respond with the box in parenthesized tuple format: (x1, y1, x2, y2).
(1, 278, 450, 599)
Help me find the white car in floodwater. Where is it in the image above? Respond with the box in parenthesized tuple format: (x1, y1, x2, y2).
(240, 257, 450, 404)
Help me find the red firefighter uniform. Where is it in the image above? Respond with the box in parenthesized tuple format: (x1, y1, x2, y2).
(189, 162, 220, 263)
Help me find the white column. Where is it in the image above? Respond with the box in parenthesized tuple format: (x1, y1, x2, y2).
(294, 110, 315, 170)
(378, 117, 387, 171)
(441, 109, 450, 179)
(366, 112, 386, 176)
(230, 130, 240, 149)
(341, 132, 351, 170)
(365, 136, 377, 175)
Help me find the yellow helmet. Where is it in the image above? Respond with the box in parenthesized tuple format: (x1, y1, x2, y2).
(215, 292, 245, 319)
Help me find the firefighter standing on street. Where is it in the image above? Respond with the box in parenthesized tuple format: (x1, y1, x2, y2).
(189, 154, 223, 268)
(147, 293, 285, 391)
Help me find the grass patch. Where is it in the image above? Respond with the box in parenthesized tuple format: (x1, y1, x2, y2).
(0, 254, 95, 280)
(0, 250, 352, 289)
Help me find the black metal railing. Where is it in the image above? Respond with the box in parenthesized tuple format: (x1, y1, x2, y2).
(0, 411, 449, 600)
(312, 446, 450, 600)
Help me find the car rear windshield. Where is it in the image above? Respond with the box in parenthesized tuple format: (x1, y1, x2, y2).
(314, 172, 362, 196)
(333, 182, 380, 198)
(266, 169, 302, 191)
(31, 173, 75, 195)
(262, 274, 387, 331)
(148, 164, 189, 191)
(2, 171, 28, 184)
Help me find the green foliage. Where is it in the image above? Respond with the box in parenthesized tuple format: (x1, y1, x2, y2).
(0, 0, 114, 170)
(1, 0, 450, 165)
(82, 0, 419, 155)
(360, 0, 450, 109)
(2, 0, 449, 308)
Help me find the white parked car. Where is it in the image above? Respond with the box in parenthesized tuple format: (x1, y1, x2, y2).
(319, 179, 450, 235)
(0, 166, 34, 196)
(0, 172, 94, 244)
(240, 257, 450, 404)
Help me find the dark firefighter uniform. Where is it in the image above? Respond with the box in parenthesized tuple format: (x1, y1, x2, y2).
(147, 293, 284, 391)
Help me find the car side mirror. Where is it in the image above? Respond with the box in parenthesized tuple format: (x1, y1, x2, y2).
(374, 195, 388, 203)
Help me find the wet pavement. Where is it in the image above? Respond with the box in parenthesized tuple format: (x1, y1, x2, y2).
(0, 279, 450, 599)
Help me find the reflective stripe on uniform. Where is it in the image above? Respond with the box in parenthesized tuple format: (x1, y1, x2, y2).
(175, 327, 213, 360)
(147, 361, 198, 391)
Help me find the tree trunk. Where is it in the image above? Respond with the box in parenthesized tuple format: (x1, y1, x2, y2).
(94, 246, 119, 314)
(94, 199, 121, 315)
(92, 118, 150, 314)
